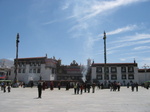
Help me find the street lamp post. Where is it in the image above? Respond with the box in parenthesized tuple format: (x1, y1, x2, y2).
(14, 33, 20, 84)
(103, 31, 107, 84)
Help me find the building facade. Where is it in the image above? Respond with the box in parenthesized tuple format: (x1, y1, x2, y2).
(7, 55, 150, 85)
(57, 60, 83, 81)
(9, 56, 57, 84)
(138, 69, 150, 84)
(91, 63, 139, 85)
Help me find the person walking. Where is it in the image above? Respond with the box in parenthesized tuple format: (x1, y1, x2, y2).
(50, 81, 54, 90)
(77, 83, 80, 94)
(135, 82, 138, 92)
(3, 83, 6, 93)
(7, 85, 11, 93)
(58, 82, 61, 90)
(38, 82, 42, 98)
(117, 82, 121, 91)
(87, 83, 91, 93)
(74, 82, 77, 94)
(131, 83, 135, 92)
(80, 83, 83, 94)
(92, 83, 96, 93)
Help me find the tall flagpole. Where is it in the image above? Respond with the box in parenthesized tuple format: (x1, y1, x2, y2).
(14, 33, 20, 85)
(103, 31, 107, 82)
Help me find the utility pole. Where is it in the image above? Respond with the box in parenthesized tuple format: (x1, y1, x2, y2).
(14, 33, 20, 85)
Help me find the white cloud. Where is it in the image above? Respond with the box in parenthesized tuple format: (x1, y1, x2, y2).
(69, 0, 145, 21)
(62, 2, 70, 10)
(133, 46, 150, 50)
(98, 25, 138, 36)
(110, 33, 150, 44)
(120, 50, 150, 55)
(120, 58, 126, 61)
(107, 25, 138, 35)
(68, 22, 89, 32)
(42, 20, 58, 25)
(108, 39, 150, 51)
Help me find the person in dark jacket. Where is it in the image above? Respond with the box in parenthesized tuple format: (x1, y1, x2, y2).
(92, 83, 96, 93)
(7, 84, 11, 93)
(131, 83, 135, 92)
(135, 82, 139, 92)
(38, 82, 42, 98)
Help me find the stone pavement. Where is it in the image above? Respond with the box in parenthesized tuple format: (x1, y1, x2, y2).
(0, 86, 150, 112)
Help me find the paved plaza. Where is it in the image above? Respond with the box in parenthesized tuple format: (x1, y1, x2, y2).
(0, 86, 150, 112)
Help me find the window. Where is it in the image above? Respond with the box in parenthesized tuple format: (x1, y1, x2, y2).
(103, 67, 109, 73)
(111, 67, 117, 73)
(96, 67, 102, 73)
(29, 63, 32, 66)
(122, 74, 126, 79)
(121, 67, 126, 73)
(106, 67, 109, 73)
(128, 67, 134, 72)
(71, 76, 75, 80)
(18, 69, 21, 73)
(52, 68, 55, 74)
(111, 75, 117, 80)
(19, 63, 22, 67)
(29, 69, 32, 73)
(37, 68, 41, 73)
(97, 75, 102, 80)
(22, 69, 25, 73)
(33, 69, 36, 73)
(57, 76, 61, 80)
(38, 63, 41, 66)
(104, 74, 109, 80)
(34, 63, 36, 66)
(128, 74, 134, 79)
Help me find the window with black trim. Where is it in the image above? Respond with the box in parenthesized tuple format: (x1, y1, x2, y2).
(96, 67, 102, 73)
(29, 69, 32, 73)
(18, 69, 21, 73)
(122, 74, 126, 79)
(37, 68, 41, 73)
(128, 74, 134, 79)
(121, 67, 126, 73)
(22, 69, 25, 73)
(111, 75, 117, 80)
(128, 67, 134, 73)
(52, 68, 55, 74)
(33, 69, 36, 73)
(104, 74, 109, 80)
(111, 67, 117, 73)
(104, 67, 109, 73)
(97, 75, 102, 80)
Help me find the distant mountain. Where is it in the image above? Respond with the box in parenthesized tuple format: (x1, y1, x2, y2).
(0, 59, 14, 68)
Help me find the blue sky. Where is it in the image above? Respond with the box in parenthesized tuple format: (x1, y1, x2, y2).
(0, 0, 150, 68)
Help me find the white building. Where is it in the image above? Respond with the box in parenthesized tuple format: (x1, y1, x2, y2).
(9, 56, 57, 84)
(138, 69, 150, 84)
(91, 63, 139, 85)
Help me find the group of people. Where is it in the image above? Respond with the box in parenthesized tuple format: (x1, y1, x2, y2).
(127, 82, 139, 92)
(73, 82, 96, 94)
(0, 82, 11, 93)
(109, 82, 121, 91)
(37, 81, 142, 98)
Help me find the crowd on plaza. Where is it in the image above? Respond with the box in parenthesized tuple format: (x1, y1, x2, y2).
(1, 80, 150, 99)
(35, 81, 147, 98)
